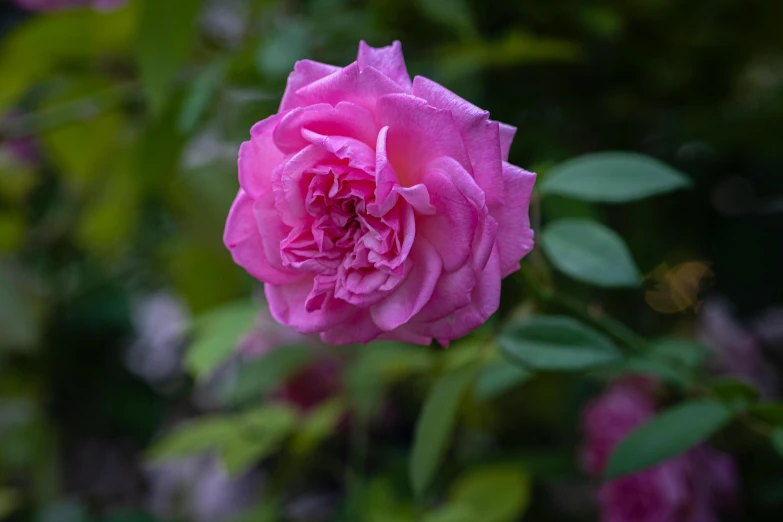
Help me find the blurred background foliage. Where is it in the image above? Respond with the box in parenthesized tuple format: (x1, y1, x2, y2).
(0, 0, 782, 521)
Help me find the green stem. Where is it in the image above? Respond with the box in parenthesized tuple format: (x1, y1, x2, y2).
(519, 262, 648, 353)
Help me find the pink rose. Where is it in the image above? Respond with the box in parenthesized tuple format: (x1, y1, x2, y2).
(582, 378, 739, 522)
(598, 462, 687, 522)
(580, 377, 657, 476)
(224, 41, 535, 345)
(13, 0, 125, 11)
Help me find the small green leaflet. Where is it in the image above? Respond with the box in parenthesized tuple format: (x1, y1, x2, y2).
(605, 398, 733, 479)
(220, 347, 311, 406)
(499, 315, 621, 371)
(147, 405, 298, 476)
(474, 360, 532, 400)
(542, 219, 641, 287)
(410, 366, 474, 498)
(186, 300, 257, 378)
(540, 151, 691, 202)
(136, 0, 203, 114)
(178, 58, 228, 133)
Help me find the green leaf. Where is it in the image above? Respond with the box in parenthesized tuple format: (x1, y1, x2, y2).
(178, 58, 228, 133)
(605, 399, 733, 479)
(410, 366, 474, 498)
(36, 501, 88, 522)
(772, 429, 783, 460)
(220, 347, 311, 406)
(147, 416, 234, 461)
(256, 18, 312, 78)
(540, 152, 692, 202)
(710, 378, 759, 412)
(147, 406, 298, 475)
(136, 0, 203, 114)
(448, 464, 531, 522)
(186, 301, 258, 378)
(499, 315, 621, 371)
(542, 219, 641, 287)
(474, 360, 532, 400)
(220, 406, 298, 475)
(290, 399, 346, 455)
(598, 356, 690, 387)
(649, 338, 711, 370)
(751, 403, 783, 425)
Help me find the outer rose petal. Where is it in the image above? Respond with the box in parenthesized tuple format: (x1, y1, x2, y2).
(280, 60, 342, 112)
(320, 311, 382, 344)
(266, 280, 356, 334)
(295, 63, 405, 112)
(407, 246, 501, 340)
(498, 122, 517, 161)
(239, 113, 285, 197)
(357, 41, 412, 89)
(273, 102, 378, 153)
(419, 169, 479, 273)
(408, 263, 476, 324)
(412, 76, 504, 210)
(224, 190, 302, 285)
(375, 94, 471, 186)
(370, 239, 442, 331)
(495, 162, 536, 277)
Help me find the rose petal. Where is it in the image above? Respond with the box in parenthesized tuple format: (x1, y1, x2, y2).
(266, 280, 357, 334)
(273, 102, 378, 154)
(239, 113, 285, 197)
(411, 76, 505, 210)
(419, 168, 479, 273)
(280, 60, 342, 112)
(295, 62, 404, 112)
(498, 122, 516, 161)
(357, 40, 412, 89)
(253, 191, 299, 274)
(272, 144, 333, 227)
(319, 311, 383, 344)
(378, 329, 431, 345)
(408, 246, 501, 340)
(224, 190, 302, 285)
(301, 131, 377, 174)
(410, 262, 476, 323)
(370, 239, 442, 331)
(496, 162, 536, 277)
(375, 94, 472, 187)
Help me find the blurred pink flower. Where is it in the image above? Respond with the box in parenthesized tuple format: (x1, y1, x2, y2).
(582, 378, 738, 522)
(224, 41, 535, 346)
(13, 0, 125, 11)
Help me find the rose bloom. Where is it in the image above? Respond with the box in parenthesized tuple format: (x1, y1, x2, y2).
(224, 41, 535, 345)
(13, 0, 124, 11)
(582, 378, 738, 522)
